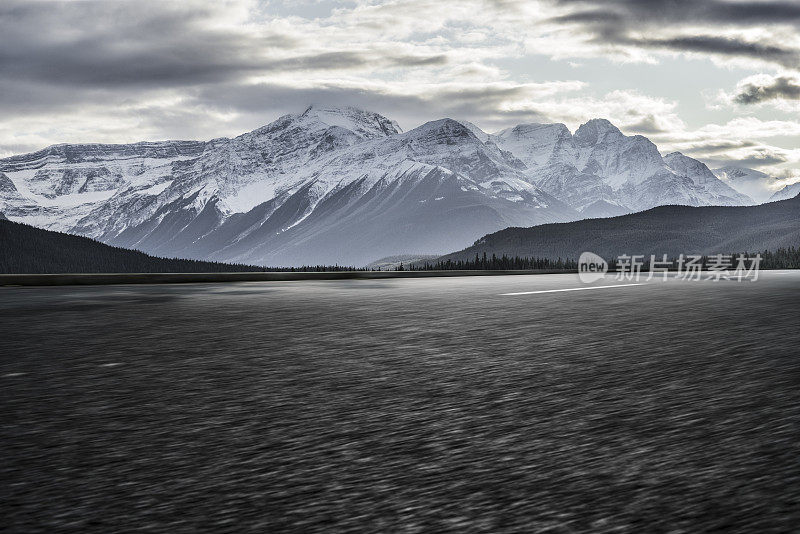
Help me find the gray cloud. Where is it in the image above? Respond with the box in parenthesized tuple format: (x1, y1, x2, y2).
(550, 10, 625, 24)
(733, 76, 800, 104)
(1, 0, 798, 184)
(0, 1, 270, 88)
(548, 0, 800, 67)
(666, 140, 791, 174)
(701, 151, 789, 169)
(0, 0, 446, 92)
(192, 82, 550, 130)
(263, 52, 448, 71)
(0, 79, 111, 114)
(553, 0, 800, 25)
(679, 140, 758, 154)
(633, 36, 799, 68)
(624, 115, 667, 134)
(735, 152, 789, 166)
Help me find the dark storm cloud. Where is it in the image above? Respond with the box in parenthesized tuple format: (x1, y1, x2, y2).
(548, 0, 800, 66)
(680, 140, 758, 154)
(392, 54, 450, 67)
(192, 82, 549, 129)
(266, 52, 370, 71)
(550, 10, 626, 24)
(732, 151, 789, 167)
(552, 0, 800, 25)
(624, 115, 667, 134)
(433, 85, 530, 102)
(733, 76, 800, 104)
(195, 82, 531, 114)
(702, 153, 789, 168)
(680, 143, 789, 168)
(0, 0, 446, 91)
(632, 36, 799, 68)
(0, 79, 104, 113)
(0, 1, 271, 88)
(0, 0, 454, 155)
(263, 52, 448, 71)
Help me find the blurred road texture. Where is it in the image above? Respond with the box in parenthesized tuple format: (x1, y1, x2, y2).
(2, 273, 799, 532)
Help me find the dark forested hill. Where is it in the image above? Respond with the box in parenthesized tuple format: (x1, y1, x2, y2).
(439, 194, 800, 262)
(0, 218, 271, 274)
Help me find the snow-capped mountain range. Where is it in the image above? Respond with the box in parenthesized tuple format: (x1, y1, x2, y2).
(711, 166, 800, 204)
(0, 106, 754, 265)
(490, 119, 752, 217)
(769, 182, 800, 202)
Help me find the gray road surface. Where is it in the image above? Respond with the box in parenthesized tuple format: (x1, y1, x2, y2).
(2, 272, 800, 532)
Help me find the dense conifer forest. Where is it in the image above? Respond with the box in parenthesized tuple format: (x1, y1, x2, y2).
(0, 219, 362, 274)
(412, 249, 800, 271)
(1, 217, 797, 274)
(439, 195, 800, 264)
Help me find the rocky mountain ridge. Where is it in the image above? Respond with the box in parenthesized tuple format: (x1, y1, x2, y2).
(0, 106, 755, 265)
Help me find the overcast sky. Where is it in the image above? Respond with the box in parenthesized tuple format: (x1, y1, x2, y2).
(2, 0, 799, 189)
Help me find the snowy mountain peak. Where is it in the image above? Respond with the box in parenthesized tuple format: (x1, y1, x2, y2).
(488, 118, 753, 211)
(664, 152, 728, 186)
(663, 151, 696, 167)
(497, 123, 570, 138)
(664, 152, 736, 187)
(0, 140, 206, 172)
(298, 105, 401, 138)
(0, 172, 19, 194)
(405, 118, 478, 143)
(711, 165, 776, 203)
(769, 182, 800, 202)
(0, 105, 764, 265)
(573, 118, 623, 146)
(455, 120, 490, 142)
(492, 123, 574, 168)
(250, 105, 401, 142)
(713, 165, 761, 179)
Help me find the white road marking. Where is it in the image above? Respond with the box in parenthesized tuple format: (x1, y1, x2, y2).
(501, 283, 643, 296)
(100, 363, 123, 367)
(3, 372, 26, 377)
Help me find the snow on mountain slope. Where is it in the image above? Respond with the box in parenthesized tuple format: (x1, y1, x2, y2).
(661, 153, 753, 205)
(0, 106, 755, 265)
(0, 172, 26, 206)
(451, 119, 490, 143)
(68, 106, 405, 243)
(199, 165, 568, 266)
(491, 119, 752, 213)
(0, 142, 204, 231)
(493, 123, 576, 168)
(574, 120, 665, 189)
(712, 165, 778, 203)
(0, 106, 573, 265)
(770, 182, 800, 201)
(95, 116, 576, 265)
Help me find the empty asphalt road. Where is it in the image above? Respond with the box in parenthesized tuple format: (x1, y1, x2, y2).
(2, 272, 800, 532)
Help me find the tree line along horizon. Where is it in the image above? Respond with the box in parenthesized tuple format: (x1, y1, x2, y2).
(2, 218, 799, 274)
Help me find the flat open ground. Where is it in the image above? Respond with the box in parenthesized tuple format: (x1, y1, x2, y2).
(2, 272, 799, 532)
